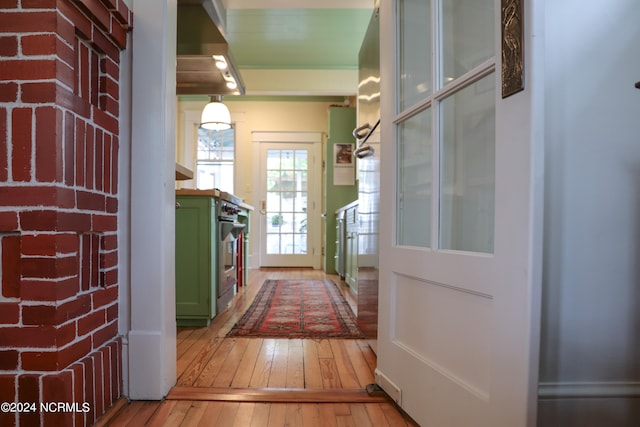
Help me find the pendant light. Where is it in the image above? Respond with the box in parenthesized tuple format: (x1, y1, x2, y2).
(200, 95, 231, 131)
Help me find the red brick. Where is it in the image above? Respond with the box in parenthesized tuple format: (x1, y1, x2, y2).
(78, 309, 105, 337)
(1, 325, 56, 347)
(91, 49, 99, 106)
(35, 107, 63, 182)
(58, 1, 91, 41)
(55, 232, 81, 254)
(0, 374, 15, 402)
(0, 212, 18, 231)
(22, 295, 91, 325)
(70, 363, 86, 426)
(21, 33, 56, 55)
(18, 210, 55, 230)
(100, 250, 117, 271)
(42, 371, 74, 426)
(56, 211, 92, 231)
(75, 118, 86, 187)
(0, 350, 19, 370)
(111, 136, 118, 193)
(95, 130, 104, 191)
(110, 339, 121, 400)
(82, 356, 95, 423)
(0, 108, 5, 180)
(21, 81, 56, 103)
(57, 36, 76, 68)
(92, 214, 116, 232)
(56, 321, 77, 346)
(94, 107, 118, 134)
(1, 235, 21, 298)
(106, 196, 117, 213)
(75, 0, 111, 33)
(92, 286, 117, 309)
(106, 303, 117, 323)
(92, 351, 104, 415)
(0, 0, 18, 9)
(57, 57, 75, 89)
(21, 255, 78, 280)
(57, 84, 91, 119)
(77, 190, 106, 211)
(93, 322, 117, 350)
(110, 15, 127, 49)
(0, 186, 56, 207)
(11, 108, 33, 182)
(85, 124, 95, 189)
(100, 346, 112, 409)
(99, 94, 119, 116)
(64, 111, 76, 186)
(115, 0, 132, 28)
(58, 336, 92, 370)
(0, 82, 18, 102)
(21, 304, 56, 325)
(0, 11, 57, 33)
(59, 294, 92, 322)
(0, 59, 56, 80)
(103, 134, 112, 192)
(0, 36, 17, 56)
(0, 303, 19, 324)
(17, 374, 39, 426)
(21, 233, 57, 256)
(99, 75, 119, 101)
(22, 0, 56, 7)
(101, 234, 117, 251)
(100, 56, 119, 80)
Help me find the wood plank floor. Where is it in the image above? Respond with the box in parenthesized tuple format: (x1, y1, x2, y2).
(97, 269, 418, 426)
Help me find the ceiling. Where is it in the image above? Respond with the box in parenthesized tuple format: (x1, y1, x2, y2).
(178, 0, 375, 98)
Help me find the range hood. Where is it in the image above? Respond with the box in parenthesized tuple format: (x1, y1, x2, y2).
(177, 0, 245, 96)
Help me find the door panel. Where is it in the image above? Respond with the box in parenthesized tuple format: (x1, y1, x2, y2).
(255, 136, 322, 268)
(376, 1, 543, 426)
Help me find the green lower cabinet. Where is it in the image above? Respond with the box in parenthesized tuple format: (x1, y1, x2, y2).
(175, 196, 217, 326)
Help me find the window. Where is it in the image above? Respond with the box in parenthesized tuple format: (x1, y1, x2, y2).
(196, 126, 235, 193)
(395, 0, 495, 253)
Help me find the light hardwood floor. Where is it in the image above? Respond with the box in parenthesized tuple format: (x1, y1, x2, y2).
(97, 269, 418, 426)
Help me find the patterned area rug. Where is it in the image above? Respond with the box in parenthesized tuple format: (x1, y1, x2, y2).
(227, 279, 364, 339)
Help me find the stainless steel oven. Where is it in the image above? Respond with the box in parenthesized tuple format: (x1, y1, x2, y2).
(217, 198, 245, 312)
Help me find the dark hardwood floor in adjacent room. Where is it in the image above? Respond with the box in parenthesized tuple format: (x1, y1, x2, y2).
(96, 268, 417, 426)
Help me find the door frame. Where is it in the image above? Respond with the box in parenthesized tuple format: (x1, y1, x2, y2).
(252, 131, 323, 269)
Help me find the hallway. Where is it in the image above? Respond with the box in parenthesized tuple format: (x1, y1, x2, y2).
(97, 269, 417, 426)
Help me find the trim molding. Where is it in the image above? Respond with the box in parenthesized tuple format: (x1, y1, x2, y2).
(538, 382, 640, 399)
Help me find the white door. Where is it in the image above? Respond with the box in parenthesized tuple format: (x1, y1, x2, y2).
(376, 1, 543, 426)
(253, 132, 322, 268)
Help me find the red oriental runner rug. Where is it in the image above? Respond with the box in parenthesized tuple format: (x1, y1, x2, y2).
(227, 279, 364, 339)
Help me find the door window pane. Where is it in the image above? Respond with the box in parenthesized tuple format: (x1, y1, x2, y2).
(399, 0, 432, 110)
(442, 0, 494, 84)
(440, 74, 495, 253)
(397, 108, 432, 247)
(264, 149, 309, 255)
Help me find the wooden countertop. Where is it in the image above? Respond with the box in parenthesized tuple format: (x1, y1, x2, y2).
(175, 189, 254, 211)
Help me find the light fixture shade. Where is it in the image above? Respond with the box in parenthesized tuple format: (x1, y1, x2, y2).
(200, 99, 231, 131)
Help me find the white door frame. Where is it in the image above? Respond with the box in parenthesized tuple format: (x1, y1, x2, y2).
(252, 131, 323, 269)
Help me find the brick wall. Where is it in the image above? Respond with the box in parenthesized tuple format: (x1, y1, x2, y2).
(0, 1, 131, 425)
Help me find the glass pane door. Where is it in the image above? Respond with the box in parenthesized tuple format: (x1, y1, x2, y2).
(265, 149, 308, 255)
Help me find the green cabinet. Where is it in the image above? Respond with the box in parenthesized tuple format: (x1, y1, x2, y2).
(175, 195, 217, 326)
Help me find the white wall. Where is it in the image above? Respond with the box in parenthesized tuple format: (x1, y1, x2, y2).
(539, 1, 640, 425)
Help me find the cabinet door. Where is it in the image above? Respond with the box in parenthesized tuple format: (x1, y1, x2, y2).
(175, 196, 215, 323)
